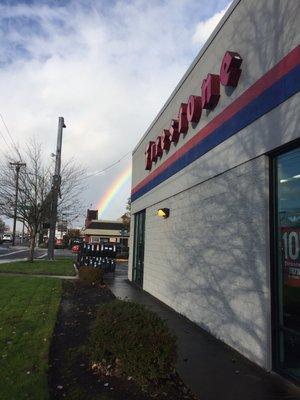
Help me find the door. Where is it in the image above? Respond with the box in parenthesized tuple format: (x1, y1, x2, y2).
(132, 210, 145, 286)
(273, 145, 300, 381)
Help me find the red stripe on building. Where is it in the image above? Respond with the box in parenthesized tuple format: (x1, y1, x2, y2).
(132, 44, 300, 196)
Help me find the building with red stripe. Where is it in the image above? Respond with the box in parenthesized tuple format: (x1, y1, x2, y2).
(129, 0, 300, 382)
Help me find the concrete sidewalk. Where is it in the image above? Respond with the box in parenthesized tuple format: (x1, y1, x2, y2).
(106, 266, 300, 400)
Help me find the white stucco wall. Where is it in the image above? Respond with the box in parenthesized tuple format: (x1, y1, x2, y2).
(142, 155, 271, 369)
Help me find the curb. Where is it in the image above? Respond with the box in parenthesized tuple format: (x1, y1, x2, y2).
(73, 263, 79, 277)
(0, 258, 27, 264)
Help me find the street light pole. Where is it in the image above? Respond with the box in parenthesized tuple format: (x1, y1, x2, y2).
(47, 117, 66, 260)
(10, 161, 26, 246)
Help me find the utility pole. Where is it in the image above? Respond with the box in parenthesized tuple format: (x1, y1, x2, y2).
(21, 220, 25, 244)
(10, 161, 26, 246)
(47, 117, 66, 260)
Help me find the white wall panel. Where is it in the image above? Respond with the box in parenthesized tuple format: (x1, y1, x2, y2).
(141, 156, 271, 369)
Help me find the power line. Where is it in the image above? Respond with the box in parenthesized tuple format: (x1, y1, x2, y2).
(0, 113, 19, 151)
(0, 111, 131, 181)
(0, 126, 11, 152)
(83, 150, 131, 180)
(0, 112, 22, 160)
(0, 127, 18, 164)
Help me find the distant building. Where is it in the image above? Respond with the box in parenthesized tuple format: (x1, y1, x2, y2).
(83, 209, 129, 248)
(56, 220, 68, 240)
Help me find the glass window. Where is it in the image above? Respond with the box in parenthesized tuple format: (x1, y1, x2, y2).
(132, 210, 145, 286)
(275, 146, 300, 380)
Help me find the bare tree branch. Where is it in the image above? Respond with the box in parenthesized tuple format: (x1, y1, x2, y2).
(0, 138, 87, 260)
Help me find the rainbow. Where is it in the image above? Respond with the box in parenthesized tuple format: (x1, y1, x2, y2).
(97, 163, 132, 217)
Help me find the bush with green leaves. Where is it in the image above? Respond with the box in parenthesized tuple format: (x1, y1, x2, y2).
(78, 266, 103, 285)
(89, 299, 177, 387)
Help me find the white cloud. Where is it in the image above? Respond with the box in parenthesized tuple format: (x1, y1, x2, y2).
(192, 3, 231, 46)
(0, 1, 229, 222)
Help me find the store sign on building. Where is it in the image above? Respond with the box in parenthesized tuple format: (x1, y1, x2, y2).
(282, 227, 300, 287)
(145, 51, 243, 170)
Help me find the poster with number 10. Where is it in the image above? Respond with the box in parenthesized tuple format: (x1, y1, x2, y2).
(281, 227, 300, 287)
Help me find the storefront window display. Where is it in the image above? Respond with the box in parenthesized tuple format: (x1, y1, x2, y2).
(275, 146, 300, 380)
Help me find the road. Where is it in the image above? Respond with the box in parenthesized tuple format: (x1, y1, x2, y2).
(0, 244, 76, 263)
(0, 243, 46, 262)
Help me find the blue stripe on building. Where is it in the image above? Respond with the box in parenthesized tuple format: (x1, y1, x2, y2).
(132, 65, 300, 202)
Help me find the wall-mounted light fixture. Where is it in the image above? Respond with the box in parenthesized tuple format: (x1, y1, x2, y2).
(157, 208, 170, 219)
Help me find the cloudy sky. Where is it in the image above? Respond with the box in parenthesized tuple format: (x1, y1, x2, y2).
(0, 0, 231, 227)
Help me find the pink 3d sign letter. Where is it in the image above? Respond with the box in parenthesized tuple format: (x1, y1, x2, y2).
(201, 74, 220, 110)
(162, 129, 171, 151)
(169, 119, 180, 143)
(187, 95, 202, 123)
(178, 103, 188, 134)
(145, 141, 154, 170)
(144, 50, 243, 170)
(155, 136, 163, 158)
(151, 142, 158, 163)
(220, 51, 243, 86)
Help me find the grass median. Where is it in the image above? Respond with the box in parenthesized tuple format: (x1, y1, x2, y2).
(0, 276, 62, 400)
(0, 259, 76, 276)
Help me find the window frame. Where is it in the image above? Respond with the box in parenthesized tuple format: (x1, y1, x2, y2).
(269, 137, 300, 383)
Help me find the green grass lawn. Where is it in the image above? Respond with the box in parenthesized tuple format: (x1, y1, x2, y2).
(0, 259, 75, 276)
(0, 276, 62, 400)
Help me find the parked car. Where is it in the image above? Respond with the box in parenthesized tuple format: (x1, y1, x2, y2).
(69, 237, 83, 250)
(71, 244, 80, 253)
(2, 233, 13, 242)
(71, 238, 83, 245)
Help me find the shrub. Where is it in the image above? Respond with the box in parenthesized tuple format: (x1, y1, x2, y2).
(89, 299, 177, 387)
(78, 266, 103, 285)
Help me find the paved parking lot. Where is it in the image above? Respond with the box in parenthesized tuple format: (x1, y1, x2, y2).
(0, 244, 76, 263)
